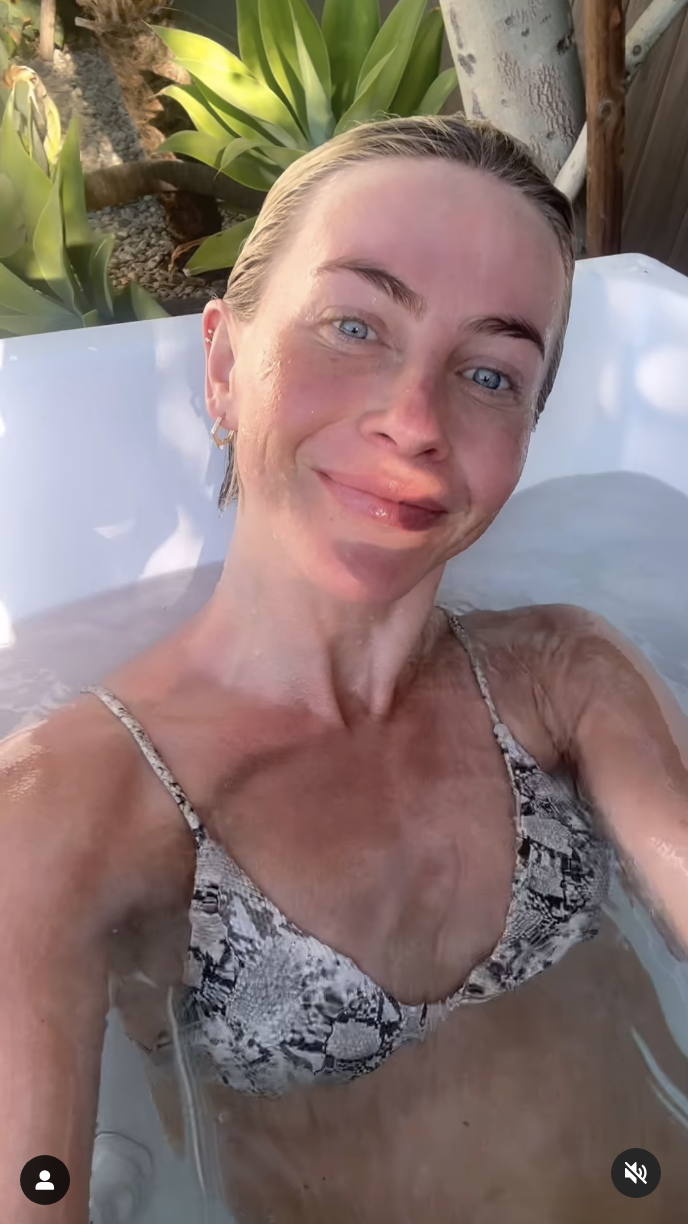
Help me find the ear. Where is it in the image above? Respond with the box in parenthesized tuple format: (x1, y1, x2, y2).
(203, 300, 240, 432)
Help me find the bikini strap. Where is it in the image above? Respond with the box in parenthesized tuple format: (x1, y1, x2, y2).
(440, 607, 501, 728)
(82, 684, 203, 837)
(439, 607, 524, 829)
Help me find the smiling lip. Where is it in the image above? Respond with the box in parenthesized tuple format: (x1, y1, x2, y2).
(317, 470, 448, 532)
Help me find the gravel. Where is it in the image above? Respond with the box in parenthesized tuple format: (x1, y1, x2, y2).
(27, 45, 230, 306)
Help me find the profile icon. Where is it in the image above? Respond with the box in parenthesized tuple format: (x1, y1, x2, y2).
(20, 1155, 70, 1204)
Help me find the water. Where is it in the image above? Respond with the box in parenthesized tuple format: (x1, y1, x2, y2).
(0, 563, 232, 1224)
(439, 469, 688, 1112)
(440, 470, 688, 709)
(1, 469, 688, 1220)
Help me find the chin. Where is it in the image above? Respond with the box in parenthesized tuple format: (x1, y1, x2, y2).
(296, 536, 434, 607)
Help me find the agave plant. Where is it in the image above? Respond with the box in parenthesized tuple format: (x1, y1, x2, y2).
(0, 64, 61, 175)
(0, 78, 167, 337)
(155, 0, 458, 273)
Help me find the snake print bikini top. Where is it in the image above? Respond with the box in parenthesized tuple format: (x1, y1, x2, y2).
(84, 609, 611, 1099)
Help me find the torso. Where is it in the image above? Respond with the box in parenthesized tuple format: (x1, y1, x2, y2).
(18, 603, 688, 1221)
(107, 604, 562, 1026)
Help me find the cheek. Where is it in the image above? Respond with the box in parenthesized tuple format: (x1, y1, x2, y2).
(243, 335, 340, 454)
(459, 417, 530, 511)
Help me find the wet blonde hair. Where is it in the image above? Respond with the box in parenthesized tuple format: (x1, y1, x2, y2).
(219, 112, 576, 509)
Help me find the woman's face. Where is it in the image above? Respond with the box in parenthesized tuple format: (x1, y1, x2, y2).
(208, 157, 567, 604)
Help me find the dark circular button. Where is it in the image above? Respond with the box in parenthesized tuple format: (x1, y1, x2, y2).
(611, 1148, 661, 1197)
(20, 1155, 70, 1205)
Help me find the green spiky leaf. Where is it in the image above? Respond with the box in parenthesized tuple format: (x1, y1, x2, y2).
(334, 48, 396, 133)
(186, 215, 258, 273)
(59, 119, 93, 249)
(416, 67, 459, 116)
(158, 130, 226, 168)
(389, 6, 445, 116)
(322, 0, 380, 118)
(159, 84, 231, 140)
(355, 0, 426, 98)
(127, 280, 170, 320)
(257, 0, 332, 141)
(195, 78, 300, 149)
(0, 101, 50, 235)
(0, 259, 74, 320)
(236, 0, 280, 91)
(31, 171, 79, 312)
(154, 26, 305, 147)
(291, 6, 335, 144)
(87, 233, 116, 319)
(0, 170, 25, 258)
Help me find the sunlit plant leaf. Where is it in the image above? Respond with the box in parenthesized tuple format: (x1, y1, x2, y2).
(151, 0, 455, 274)
(0, 102, 50, 235)
(322, 0, 380, 118)
(416, 67, 459, 116)
(389, 6, 445, 116)
(158, 130, 226, 168)
(186, 214, 259, 274)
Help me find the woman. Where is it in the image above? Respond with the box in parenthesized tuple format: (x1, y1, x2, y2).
(2, 113, 688, 1224)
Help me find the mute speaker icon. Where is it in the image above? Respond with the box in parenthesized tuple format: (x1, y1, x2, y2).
(612, 1148, 660, 1197)
(624, 1161, 647, 1185)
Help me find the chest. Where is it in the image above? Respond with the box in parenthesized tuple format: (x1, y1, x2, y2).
(113, 700, 529, 1067)
(112, 623, 564, 1040)
(196, 686, 522, 1005)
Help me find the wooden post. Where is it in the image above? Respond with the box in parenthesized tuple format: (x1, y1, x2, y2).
(39, 0, 56, 62)
(585, 0, 625, 256)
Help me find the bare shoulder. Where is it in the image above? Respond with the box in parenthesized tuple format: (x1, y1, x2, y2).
(460, 602, 683, 764)
(454, 602, 625, 765)
(0, 694, 191, 935)
(458, 600, 612, 675)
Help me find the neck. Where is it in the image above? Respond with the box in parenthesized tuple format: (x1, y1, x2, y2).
(182, 518, 447, 724)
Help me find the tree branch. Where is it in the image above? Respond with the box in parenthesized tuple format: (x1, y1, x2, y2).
(556, 0, 688, 200)
(83, 160, 267, 214)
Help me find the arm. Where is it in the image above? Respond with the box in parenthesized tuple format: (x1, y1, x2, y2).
(543, 605, 688, 959)
(0, 718, 115, 1223)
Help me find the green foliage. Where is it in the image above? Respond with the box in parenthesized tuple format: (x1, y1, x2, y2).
(0, 67, 61, 175)
(0, 84, 167, 338)
(154, 0, 458, 273)
(0, 0, 63, 64)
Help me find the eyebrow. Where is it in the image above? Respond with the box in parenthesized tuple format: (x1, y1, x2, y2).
(314, 257, 546, 359)
(467, 314, 546, 360)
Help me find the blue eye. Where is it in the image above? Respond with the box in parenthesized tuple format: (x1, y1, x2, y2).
(334, 317, 378, 343)
(464, 367, 511, 392)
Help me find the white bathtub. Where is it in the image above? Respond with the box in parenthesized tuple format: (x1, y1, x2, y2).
(1, 252, 688, 1220)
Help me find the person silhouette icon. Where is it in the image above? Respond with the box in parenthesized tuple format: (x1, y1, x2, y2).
(20, 1155, 69, 1204)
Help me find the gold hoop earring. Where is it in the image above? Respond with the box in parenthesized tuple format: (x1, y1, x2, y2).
(211, 418, 235, 449)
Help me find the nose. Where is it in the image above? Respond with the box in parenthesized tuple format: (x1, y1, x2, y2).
(360, 370, 450, 460)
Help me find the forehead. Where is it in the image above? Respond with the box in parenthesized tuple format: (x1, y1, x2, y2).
(269, 158, 566, 330)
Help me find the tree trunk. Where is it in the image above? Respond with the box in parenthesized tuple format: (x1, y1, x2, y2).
(439, 0, 586, 180)
(83, 160, 267, 214)
(585, 0, 625, 256)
